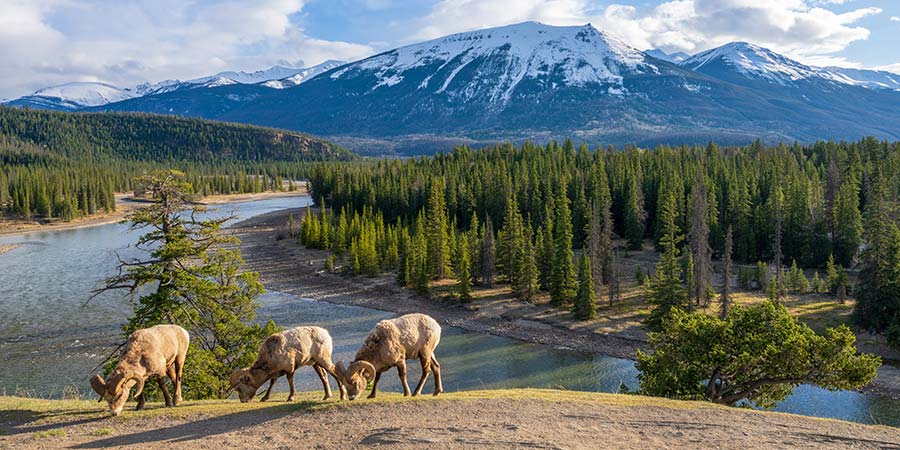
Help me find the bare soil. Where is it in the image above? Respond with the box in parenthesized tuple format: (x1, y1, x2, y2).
(2, 391, 898, 449)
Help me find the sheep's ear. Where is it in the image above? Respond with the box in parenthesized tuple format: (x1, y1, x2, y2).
(89, 374, 107, 398)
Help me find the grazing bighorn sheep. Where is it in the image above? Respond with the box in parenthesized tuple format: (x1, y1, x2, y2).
(336, 313, 443, 400)
(229, 326, 345, 402)
(90, 324, 189, 416)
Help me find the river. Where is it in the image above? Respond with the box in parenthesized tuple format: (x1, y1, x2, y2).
(1, 195, 898, 427)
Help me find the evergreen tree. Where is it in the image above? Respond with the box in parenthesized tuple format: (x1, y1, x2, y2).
(721, 226, 734, 319)
(573, 252, 597, 319)
(455, 232, 472, 302)
(550, 181, 577, 305)
(832, 181, 863, 266)
(689, 174, 712, 306)
(97, 170, 275, 399)
(426, 177, 451, 279)
(481, 214, 496, 287)
(623, 176, 646, 250)
(646, 191, 689, 331)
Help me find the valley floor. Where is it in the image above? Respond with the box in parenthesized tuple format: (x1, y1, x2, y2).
(1, 390, 898, 449)
(233, 206, 900, 399)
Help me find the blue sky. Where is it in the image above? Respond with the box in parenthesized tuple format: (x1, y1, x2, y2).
(2, 0, 899, 99)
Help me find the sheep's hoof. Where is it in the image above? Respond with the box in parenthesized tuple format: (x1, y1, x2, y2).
(367, 393, 377, 399)
(260, 396, 270, 402)
(286, 396, 295, 402)
(433, 390, 442, 397)
(322, 394, 331, 401)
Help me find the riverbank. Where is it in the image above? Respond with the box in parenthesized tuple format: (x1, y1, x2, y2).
(233, 206, 643, 360)
(0, 186, 308, 238)
(233, 206, 900, 399)
(2, 390, 897, 449)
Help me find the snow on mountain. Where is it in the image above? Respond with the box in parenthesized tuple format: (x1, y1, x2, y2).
(262, 60, 346, 88)
(818, 67, 900, 91)
(680, 42, 819, 85)
(646, 49, 689, 63)
(329, 21, 657, 103)
(28, 82, 135, 108)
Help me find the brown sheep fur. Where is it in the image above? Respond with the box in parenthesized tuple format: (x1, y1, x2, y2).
(89, 324, 189, 416)
(336, 313, 443, 400)
(229, 326, 345, 402)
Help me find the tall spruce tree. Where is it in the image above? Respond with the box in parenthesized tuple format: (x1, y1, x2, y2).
(721, 226, 734, 319)
(426, 177, 451, 279)
(646, 191, 689, 331)
(573, 252, 597, 319)
(689, 174, 712, 306)
(550, 180, 577, 305)
(97, 170, 276, 399)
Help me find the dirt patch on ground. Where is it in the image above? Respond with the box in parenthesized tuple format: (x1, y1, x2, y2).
(2, 391, 898, 449)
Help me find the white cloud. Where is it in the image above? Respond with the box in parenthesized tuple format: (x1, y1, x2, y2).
(0, 0, 375, 99)
(410, 0, 882, 70)
(891, 16, 900, 22)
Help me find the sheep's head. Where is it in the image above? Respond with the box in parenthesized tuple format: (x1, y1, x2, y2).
(229, 368, 262, 403)
(335, 360, 375, 400)
(90, 370, 142, 416)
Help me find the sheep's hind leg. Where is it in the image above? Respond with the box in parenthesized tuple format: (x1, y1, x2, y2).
(431, 355, 443, 396)
(313, 365, 332, 400)
(396, 360, 412, 397)
(367, 370, 384, 399)
(260, 378, 276, 402)
(412, 355, 432, 396)
(157, 376, 173, 407)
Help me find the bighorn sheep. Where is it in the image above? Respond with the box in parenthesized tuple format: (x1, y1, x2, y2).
(336, 313, 443, 400)
(90, 324, 189, 416)
(229, 326, 345, 402)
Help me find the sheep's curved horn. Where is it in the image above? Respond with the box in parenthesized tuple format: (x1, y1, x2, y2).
(110, 373, 128, 398)
(334, 361, 346, 380)
(350, 361, 376, 381)
(131, 376, 146, 398)
(89, 374, 107, 398)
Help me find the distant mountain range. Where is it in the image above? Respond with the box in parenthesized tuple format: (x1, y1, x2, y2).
(4, 60, 345, 111)
(6, 22, 900, 155)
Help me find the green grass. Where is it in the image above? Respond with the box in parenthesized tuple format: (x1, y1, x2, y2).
(32, 429, 66, 439)
(88, 427, 115, 436)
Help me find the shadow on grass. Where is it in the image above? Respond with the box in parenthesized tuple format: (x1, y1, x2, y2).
(1, 409, 107, 436)
(70, 401, 318, 448)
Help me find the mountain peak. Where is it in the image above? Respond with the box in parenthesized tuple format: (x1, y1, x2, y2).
(330, 21, 654, 104)
(681, 41, 817, 85)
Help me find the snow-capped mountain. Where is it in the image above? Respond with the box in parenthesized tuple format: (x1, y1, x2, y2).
(818, 67, 900, 91)
(262, 60, 345, 88)
(646, 49, 690, 63)
(4, 61, 345, 110)
(680, 42, 820, 86)
(5, 82, 135, 110)
(679, 42, 900, 92)
(324, 21, 658, 105)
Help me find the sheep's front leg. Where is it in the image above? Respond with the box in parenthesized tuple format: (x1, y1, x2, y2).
(260, 378, 276, 402)
(397, 361, 411, 397)
(313, 365, 332, 400)
(412, 356, 432, 397)
(157, 376, 173, 407)
(135, 393, 147, 411)
(286, 371, 297, 402)
(367, 370, 384, 399)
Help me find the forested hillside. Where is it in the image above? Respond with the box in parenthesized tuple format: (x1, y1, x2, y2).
(303, 137, 900, 340)
(0, 107, 351, 161)
(0, 107, 352, 221)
